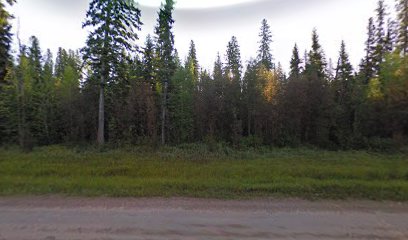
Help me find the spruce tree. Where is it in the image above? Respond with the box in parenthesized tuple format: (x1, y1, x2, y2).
(0, 0, 15, 82)
(225, 36, 243, 144)
(154, 0, 176, 145)
(82, 0, 142, 145)
(55, 48, 68, 79)
(289, 44, 302, 79)
(396, 0, 408, 55)
(373, 0, 387, 75)
(385, 19, 398, 53)
(257, 19, 274, 70)
(332, 41, 355, 147)
(187, 40, 199, 83)
(142, 34, 155, 86)
(306, 29, 327, 78)
(361, 17, 376, 83)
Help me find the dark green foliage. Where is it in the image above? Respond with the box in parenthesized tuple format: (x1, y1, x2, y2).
(331, 41, 355, 147)
(0, 146, 407, 200)
(82, 0, 142, 145)
(397, 0, 408, 55)
(154, 0, 176, 145)
(0, 0, 15, 82)
(257, 19, 274, 70)
(0, 0, 407, 151)
(289, 44, 302, 78)
(361, 18, 376, 84)
(224, 36, 243, 145)
(373, 0, 387, 75)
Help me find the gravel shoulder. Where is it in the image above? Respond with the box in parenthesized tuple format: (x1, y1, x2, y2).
(0, 197, 407, 240)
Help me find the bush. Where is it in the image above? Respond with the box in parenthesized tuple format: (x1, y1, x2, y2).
(240, 135, 263, 149)
(367, 138, 399, 152)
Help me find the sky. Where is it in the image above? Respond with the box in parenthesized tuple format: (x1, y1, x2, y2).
(9, 0, 396, 72)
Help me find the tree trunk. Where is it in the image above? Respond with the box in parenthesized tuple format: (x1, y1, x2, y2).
(97, 83, 105, 145)
(161, 81, 168, 145)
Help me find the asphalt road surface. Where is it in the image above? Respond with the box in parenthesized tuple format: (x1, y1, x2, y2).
(0, 197, 407, 240)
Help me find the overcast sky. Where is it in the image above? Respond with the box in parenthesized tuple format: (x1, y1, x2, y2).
(9, 0, 396, 72)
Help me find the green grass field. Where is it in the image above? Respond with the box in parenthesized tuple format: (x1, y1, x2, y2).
(0, 145, 407, 200)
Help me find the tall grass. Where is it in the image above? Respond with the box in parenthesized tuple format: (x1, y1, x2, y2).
(0, 145, 407, 200)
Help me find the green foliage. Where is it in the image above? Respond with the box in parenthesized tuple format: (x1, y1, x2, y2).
(257, 19, 274, 70)
(396, 0, 408, 55)
(0, 0, 15, 81)
(0, 146, 407, 200)
(0, 0, 407, 152)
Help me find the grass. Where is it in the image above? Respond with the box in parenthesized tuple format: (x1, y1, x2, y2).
(0, 144, 407, 200)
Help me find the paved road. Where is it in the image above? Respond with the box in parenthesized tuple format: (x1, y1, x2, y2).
(0, 197, 407, 240)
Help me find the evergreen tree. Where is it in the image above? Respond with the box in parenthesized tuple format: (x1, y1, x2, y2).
(332, 41, 355, 146)
(303, 30, 332, 146)
(289, 44, 302, 79)
(373, 0, 387, 75)
(242, 59, 258, 136)
(385, 19, 398, 53)
(55, 48, 68, 79)
(306, 29, 327, 78)
(212, 53, 227, 139)
(361, 17, 376, 83)
(82, 0, 142, 145)
(142, 34, 155, 85)
(224, 36, 243, 144)
(396, 0, 408, 55)
(154, 0, 176, 145)
(0, 0, 15, 82)
(186, 40, 199, 83)
(257, 19, 274, 70)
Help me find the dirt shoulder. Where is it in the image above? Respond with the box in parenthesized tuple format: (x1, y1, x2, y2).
(1, 197, 408, 240)
(1, 196, 407, 212)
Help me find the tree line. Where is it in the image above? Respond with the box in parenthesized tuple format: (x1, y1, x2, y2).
(0, 0, 407, 150)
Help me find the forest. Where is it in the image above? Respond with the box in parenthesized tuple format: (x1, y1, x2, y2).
(0, 0, 407, 152)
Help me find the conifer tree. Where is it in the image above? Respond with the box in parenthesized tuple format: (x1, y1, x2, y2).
(306, 29, 327, 78)
(257, 19, 274, 70)
(385, 19, 398, 53)
(289, 44, 302, 79)
(225, 36, 243, 144)
(332, 41, 355, 147)
(82, 0, 142, 145)
(154, 0, 176, 145)
(142, 35, 155, 85)
(361, 17, 376, 83)
(396, 0, 408, 55)
(187, 40, 199, 83)
(0, 0, 15, 82)
(373, 0, 387, 74)
(55, 48, 68, 79)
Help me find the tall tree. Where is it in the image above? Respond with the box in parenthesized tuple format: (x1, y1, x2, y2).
(154, 0, 176, 145)
(82, 0, 142, 145)
(289, 44, 302, 79)
(361, 17, 377, 83)
(385, 19, 398, 53)
(0, 0, 15, 82)
(373, 0, 387, 75)
(142, 34, 155, 85)
(396, 0, 408, 55)
(225, 36, 243, 144)
(303, 30, 332, 146)
(257, 19, 274, 70)
(187, 40, 199, 83)
(332, 41, 355, 146)
(306, 29, 327, 78)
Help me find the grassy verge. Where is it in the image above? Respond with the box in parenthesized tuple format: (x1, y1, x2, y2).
(0, 145, 407, 200)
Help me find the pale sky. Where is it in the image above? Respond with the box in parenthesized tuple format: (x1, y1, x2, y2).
(9, 0, 396, 72)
